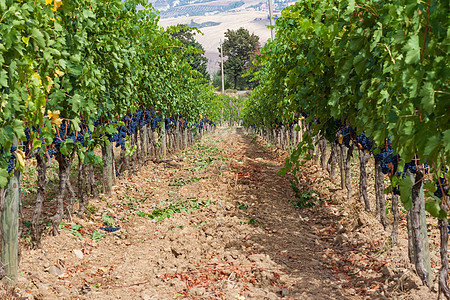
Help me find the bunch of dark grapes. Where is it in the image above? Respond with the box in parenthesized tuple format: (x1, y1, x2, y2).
(135, 109, 145, 127)
(6, 155, 15, 173)
(115, 126, 127, 149)
(100, 226, 121, 232)
(424, 163, 429, 174)
(404, 161, 418, 174)
(151, 115, 162, 130)
(47, 148, 57, 158)
(355, 132, 373, 151)
(393, 186, 400, 196)
(6, 145, 17, 173)
(143, 108, 151, 126)
(164, 117, 171, 130)
(374, 138, 399, 175)
(434, 177, 448, 199)
(53, 121, 71, 150)
(23, 128, 31, 155)
(337, 125, 356, 148)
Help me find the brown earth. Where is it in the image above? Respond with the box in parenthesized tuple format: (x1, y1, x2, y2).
(3, 127, 442, 299)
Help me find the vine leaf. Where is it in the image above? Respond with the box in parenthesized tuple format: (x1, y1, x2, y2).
(443, 130, 450, 153)
(425, 198, 447, 220)
(13, 120, 25, 140)
(21, 36, 30, 46)
(403, 34, 420, 64)
(419, 82, 434, 113)
(0, 169, 8, 188)
(31, 28, 45, 49)
(399, 176, 413, 210)
(16, 149, 25, 169)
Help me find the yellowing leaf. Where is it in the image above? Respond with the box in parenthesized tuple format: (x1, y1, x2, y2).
(32, 72, 42, 85)
(47, 109, 60, 120)
(338, 134, 343, 145)
(22, 36, 30, 46)
(51, 117, 63, 128)
(48, 110, 62, 127)
(16, 149, 26, 169)
(25, 95, 31, 108)
(54, 68, 65, 77)
(45, 0, 52, 5)
(53, 0, 62, 11)
(46, 76, 53, 93)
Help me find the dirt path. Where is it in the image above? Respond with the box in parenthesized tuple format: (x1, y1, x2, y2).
(9, 127, 431, 299)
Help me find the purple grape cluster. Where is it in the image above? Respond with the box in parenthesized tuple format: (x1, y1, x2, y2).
(337, 125, 356, 148)
(434, 177, 448, 199)
(6, 145, 17, 173)
(374, 138, 399, 175)
(100, 226, 121, 232)
(355, 132, 373, 151)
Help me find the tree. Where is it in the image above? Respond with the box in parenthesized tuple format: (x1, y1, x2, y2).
(220, 28, 260, 90)
(168, 24, 209, 80)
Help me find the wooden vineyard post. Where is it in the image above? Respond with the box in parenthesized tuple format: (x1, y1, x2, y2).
(102, 142, 114, 195)
(407, 170, 432, 286)
(339, 144, 346, 190)
(438, 197, 449, 298)
(319, 137, 327, 170)
(391, 193, 399, 244)
(344, 145, 353, 200)
(327, 142, 337, 180)
(148, 126, 155, 159)
(359, 149, 371, 211)
(298, 117, 303, 143)
(1, 170, 20, 284)
(140, 126, 148, 163)
(175, 120, 180, 152)
(161, 116, 167, 158)
(373, 160, 388, 228)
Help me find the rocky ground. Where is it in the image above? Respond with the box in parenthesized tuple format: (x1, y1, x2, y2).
(1, 127, 443, 299)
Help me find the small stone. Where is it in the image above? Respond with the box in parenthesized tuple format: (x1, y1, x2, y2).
(336, 224, 346, 234)
(141, 294, 155, 300)
(281, 288, 290, 297)
(357, 212, 369, 227)
(334, 233, 348, 244)
(73, 249, 84, 259)
(381, 265, 394, 278)
(47, 266, 62, 276)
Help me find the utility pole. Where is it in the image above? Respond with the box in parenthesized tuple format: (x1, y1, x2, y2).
(220, 39, 225, 126)
(220, 39, 225, 95)
(268, 0, 275, 40)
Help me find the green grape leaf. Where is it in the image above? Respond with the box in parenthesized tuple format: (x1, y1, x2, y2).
(0, 169, 9, 188)
(0, 70, 8, 87)
(399, 176, 413, 210)
(13, 120, 25, 140)
(424, 198, 446, 219)
(443, 130, 450, 153)
(419, 82, 434, 113)
(403, 34, 420, 64)
(31, 28, 46, 48)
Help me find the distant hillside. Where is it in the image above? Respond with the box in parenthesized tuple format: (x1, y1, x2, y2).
(148, 0, 297, 75)
(149, 0, 294, 18)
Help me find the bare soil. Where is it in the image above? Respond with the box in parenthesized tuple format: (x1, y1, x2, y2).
(3, 127, 443, 299)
